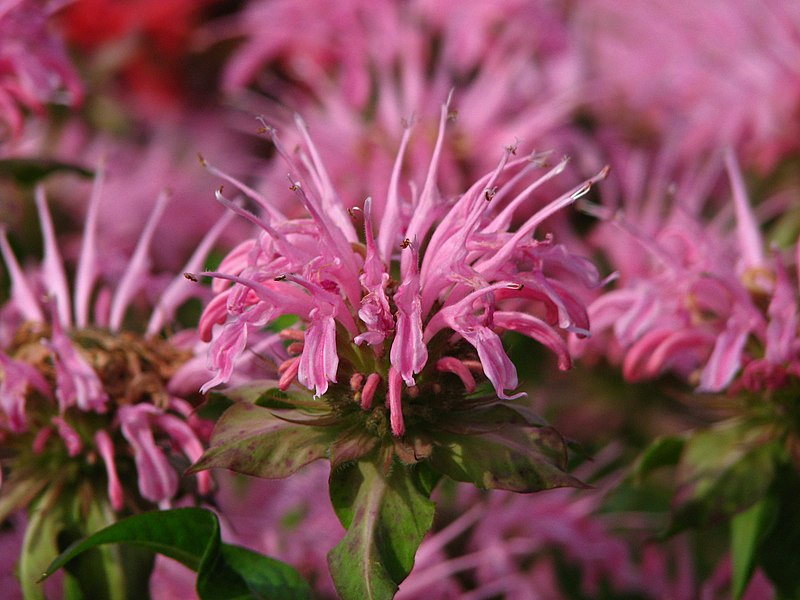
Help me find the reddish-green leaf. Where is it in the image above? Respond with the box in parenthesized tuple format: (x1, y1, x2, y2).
(328, 458, 435, 600)
(430, 425, 585, 492)
(188, 403, 338, 479)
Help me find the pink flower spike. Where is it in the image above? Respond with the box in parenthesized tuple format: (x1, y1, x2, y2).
(0, 352, 49, 432)
(481, 165, 610, 277)
(94, 429, 124, 511)
(211, 239, 257, 294)
(45, 312, 109, 414)
(199, 154, 285, 222)
(0, 228, 44, 322)
(32, 427, 53, 454)
(147, 208, 237, 335)
(698, 316, 753, 392)
(198, 290, 233, 343)
(119, 405, 179, 504)
(765, 257, 797, 364)
(361, 372, 381, 410)
(494, 311, 572, 371)
(390, 239, 427, 385)
(201, 305, 272, 394)
(75, 164, 105, 329)
(293, 113, 358, 244)
(387, 366, 405, 437)
(298, 302, 339, 397)
(356, 197, 394, 347)
(468, 322, 523, 400)
(400, 100, 451, 277)
(377, 120, 414, 262)
(52, 416, 82, 457)
(155, 412, 212, 495)
(436, 357, 476, 393)
(725, 149, 765, 272)
(109, 190, 170, 331)
(35, 186, 72, 328)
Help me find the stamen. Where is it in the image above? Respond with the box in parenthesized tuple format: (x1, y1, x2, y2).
(350, 372, 365, 392)
(387, 367, 405, 436)
(278, 358, 300, 391)
(361, 372, 381, 410)
(436, 357, 477, 393)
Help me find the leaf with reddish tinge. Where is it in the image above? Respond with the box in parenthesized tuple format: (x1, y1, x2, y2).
(328, 458, 435, 600)
(430, 425, 586, 492)
(188, 403, 339, 479)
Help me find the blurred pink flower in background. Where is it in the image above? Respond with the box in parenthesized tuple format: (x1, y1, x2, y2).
(573, 148, 800, 394)
(0, 0, 82, 150)
(0, 171, 221, 504)
(43, 116, 255, 271)
(214, 0, 586, 217)
(0, 167, 236, 594)
(578, 0, 800, 171)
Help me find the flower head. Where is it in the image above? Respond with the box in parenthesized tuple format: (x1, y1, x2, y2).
(0, 167, 229, 518)
(574, 149, 800, 397)
(194, 102, 607, 438)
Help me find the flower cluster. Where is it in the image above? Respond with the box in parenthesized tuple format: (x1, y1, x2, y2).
(195, 104, 607, 440)
(575, 151, 799, 395)
(0, 170, 224, 517)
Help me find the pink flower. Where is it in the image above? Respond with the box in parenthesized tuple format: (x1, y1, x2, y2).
(32, 118, 254, 272)
(574, 149, 800, 394)
(578, 0, 800, 171)
(194, 102, 606, 436)
(217, 0, 584, 211)
(0, 165, 224, 515)
(0, 0, 82, 148)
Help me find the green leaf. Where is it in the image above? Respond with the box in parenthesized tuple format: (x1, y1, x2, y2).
(328, 458, 436, 600)
(214, 382, 320, 412)
(0, 158, 93, 184)
(667, 421, 778, 534)
(208, 381, 279, 405)
(329, 426, 379, 469)
(430, 425, 586, 492)
(18, 480, 156, 600)
(20, 485, 67, 600)
(731, 491, 778, 599)
(60, 490, 153, 600)
(188, 403, 338, 479)
(756, 468, 800, 599)
(41, 508, 311, 600)
(255, 388, 324, 412)
(438, 400, 546, 435)
(633, 435, 686, 482)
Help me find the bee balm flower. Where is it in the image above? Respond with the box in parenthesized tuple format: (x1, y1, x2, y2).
(0, 168, 231, 520)
(194, 101, 608, 438)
